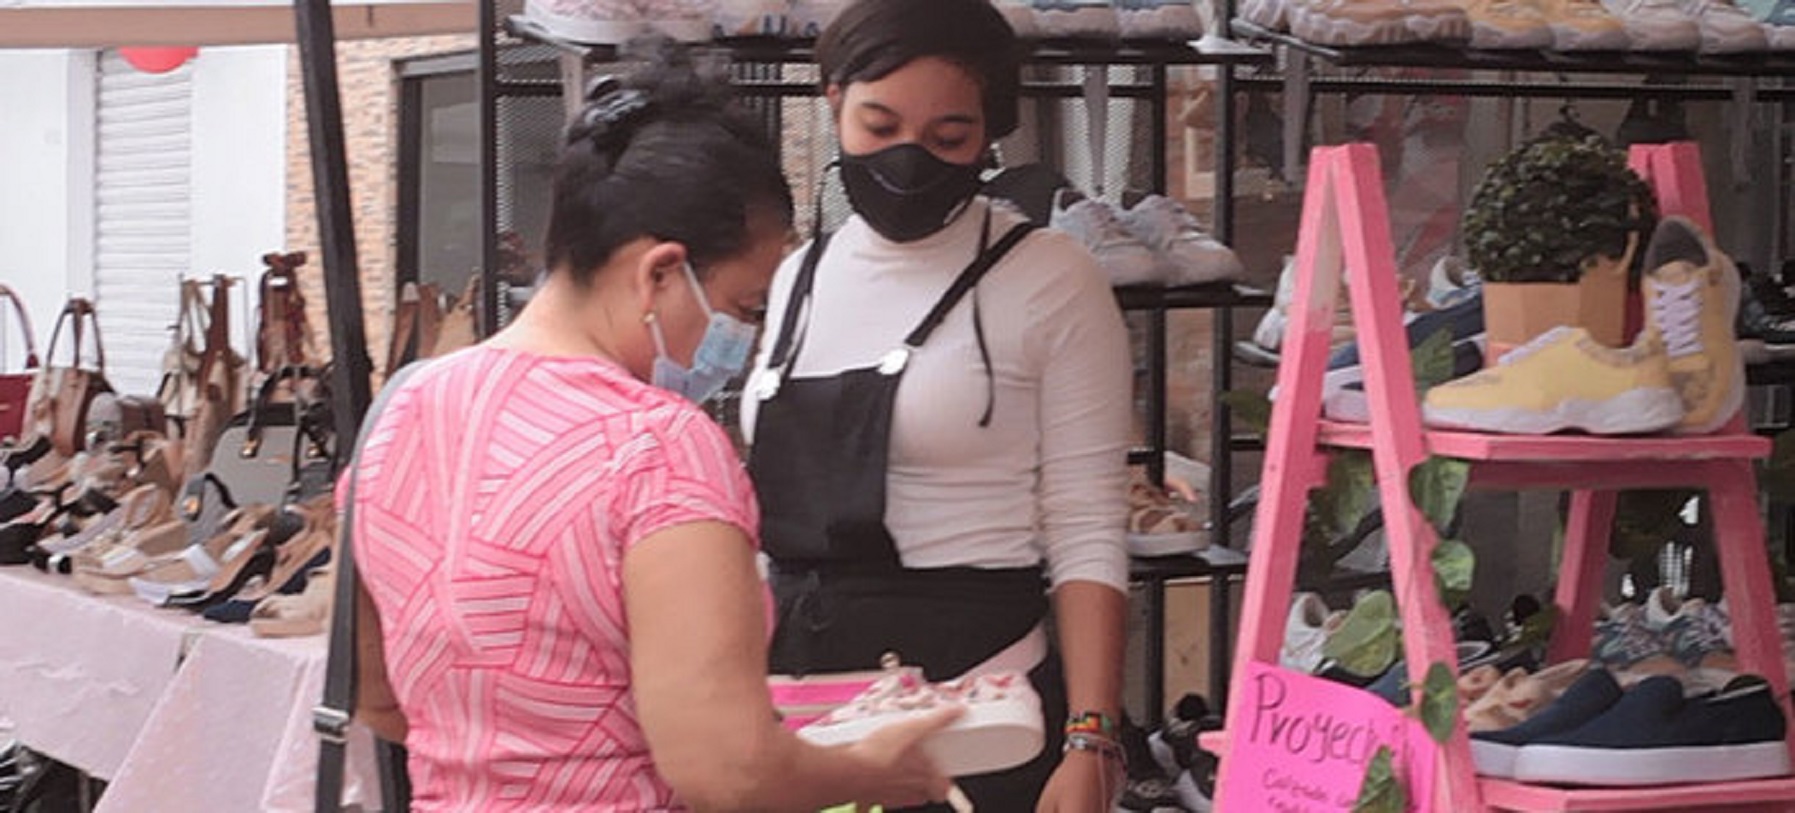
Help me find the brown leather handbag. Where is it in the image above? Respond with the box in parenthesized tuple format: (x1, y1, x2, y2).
(0, 286, 39, 443)
(163, 276, 246, 478)
(384, 281, 443, 376)
(37, 298, 113, 456)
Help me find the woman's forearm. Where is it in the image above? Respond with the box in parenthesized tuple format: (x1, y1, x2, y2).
(1051, 580, 1127, 722)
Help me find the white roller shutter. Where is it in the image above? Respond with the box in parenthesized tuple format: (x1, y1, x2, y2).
(93, 51, 191, 397)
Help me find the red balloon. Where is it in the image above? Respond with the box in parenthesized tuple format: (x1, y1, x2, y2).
(119, 47, 198, 74)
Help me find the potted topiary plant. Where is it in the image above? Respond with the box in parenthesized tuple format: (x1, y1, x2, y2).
(1461, 134, 1659, 362)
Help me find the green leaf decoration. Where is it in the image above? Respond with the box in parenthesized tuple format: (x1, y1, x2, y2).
(1323, 590, 1399, 677)
(1411, 328, 1457, 391)
(1511, 604, 1559, 652)
(1316, 450, 1377, 538)
(1353, 746, 1407, 813)
(1419, 662, 1459, 745)
(1431, 539, 1476, 610)
(1408, 456, 1471, 535)
(1220, 389, 1273, 436)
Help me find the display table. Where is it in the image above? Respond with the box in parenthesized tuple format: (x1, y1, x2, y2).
(0, 566, 382, 811)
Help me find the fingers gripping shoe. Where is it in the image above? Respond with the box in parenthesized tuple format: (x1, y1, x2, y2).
(1422, 326, 1686, 435)
(798, 667, 1045, 777)
(1642, 216, 1746, 434)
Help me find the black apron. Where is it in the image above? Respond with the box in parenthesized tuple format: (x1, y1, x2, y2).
(748, 216, 1067, 810)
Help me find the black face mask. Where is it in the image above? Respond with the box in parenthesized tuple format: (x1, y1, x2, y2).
(838, 143, 984, 243)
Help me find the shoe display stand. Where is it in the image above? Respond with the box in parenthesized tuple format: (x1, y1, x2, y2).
(1206, 140, 1795, 811)
(484, 13, 1284, 726)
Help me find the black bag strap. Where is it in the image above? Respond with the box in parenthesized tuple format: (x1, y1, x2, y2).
(763, 231, 831, 373)
(764, 218, 1036, 376)
(314, 360, 427, 813)
(903, 221, 1033, 349)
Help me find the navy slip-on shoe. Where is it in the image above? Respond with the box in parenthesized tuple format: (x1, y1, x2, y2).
(1513, 674, 1790, 787)
(1471, 668, 1623, 779)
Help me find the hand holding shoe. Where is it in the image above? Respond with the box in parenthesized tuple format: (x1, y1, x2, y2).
(846, 705, 965, 809)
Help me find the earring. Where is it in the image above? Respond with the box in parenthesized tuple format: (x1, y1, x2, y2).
(643, 311, 657, 324)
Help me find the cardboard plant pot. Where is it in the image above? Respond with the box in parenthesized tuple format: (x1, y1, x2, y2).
(1481, 248, 1634, 365)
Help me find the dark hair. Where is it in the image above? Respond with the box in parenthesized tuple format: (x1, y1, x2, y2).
(815, 0, 1022, 140)
(546, 40, 794, 284)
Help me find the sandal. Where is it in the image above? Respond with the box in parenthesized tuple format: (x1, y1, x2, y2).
(1126, 481, 1205, 558)
(124, 505, 275, 605)
(61, 486, 180, 577)
(248, 562, 335, 638)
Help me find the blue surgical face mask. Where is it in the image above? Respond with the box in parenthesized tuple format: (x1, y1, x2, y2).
(649, 263, 758, 403)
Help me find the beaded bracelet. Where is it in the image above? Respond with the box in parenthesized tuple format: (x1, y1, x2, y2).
(1063, 732, 1127, 767)
(1064, 711, 1118, 738)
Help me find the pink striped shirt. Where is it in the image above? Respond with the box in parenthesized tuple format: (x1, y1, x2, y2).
(350, 346, 759, 811)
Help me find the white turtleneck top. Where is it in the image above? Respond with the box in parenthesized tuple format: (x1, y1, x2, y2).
(742, 198, 1131, 590)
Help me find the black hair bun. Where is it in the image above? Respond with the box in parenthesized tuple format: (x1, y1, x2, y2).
(566, 37, 734, 157)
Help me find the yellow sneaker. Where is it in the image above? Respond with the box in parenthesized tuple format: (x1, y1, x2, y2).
(1535, 0, 1632, 49)
(1460, 0, 1554, 48)
(1641, 216, 1745, 434)
(1422, 326, 1685, 435)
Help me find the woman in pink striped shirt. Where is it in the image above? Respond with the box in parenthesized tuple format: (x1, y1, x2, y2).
(348, 44, 960, 811)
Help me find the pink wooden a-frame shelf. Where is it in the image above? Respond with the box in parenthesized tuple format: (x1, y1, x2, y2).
(1213, 142, 1795, 812)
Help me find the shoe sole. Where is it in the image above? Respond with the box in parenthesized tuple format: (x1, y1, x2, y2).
(645, 17, 711, 42)
(1622, 21, 1702, 51)
(1550, 23, 1631, 50)
(1472, 739, 1522, 779)
(799, 693, 1044, 776)
(1422, 386, 1686, 436)
(1034, 7, 1122, 38)
(1470, 21, 1554, 49)
(1289, 6, 1470, 46)
(1128, 531, 1209, 557)
(1513, 740, 1791, 786)
(523, 8, 647, 44)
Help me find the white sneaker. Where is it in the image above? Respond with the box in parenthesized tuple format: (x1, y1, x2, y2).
(788, 0, 849, 37)
(1119, 194, 1245, 285)
(1601, 0, 1703, 49)
(1115, 0, 1205, 38)
(523, 0, 645, 43)
(712, 0, 787, 36)
(1280, 592, 1342, 673)
(1250, 255, 1356, 352)
(1239, 0, 1290, 28)
(799, 668, 1045, 777)
(1767, 21, 1795, 48)
(1052, 190, 1162, 287)
(641, 0, 714, 40)
(1677, 0, 1771, 50)
(1034, 0, 1123, 37)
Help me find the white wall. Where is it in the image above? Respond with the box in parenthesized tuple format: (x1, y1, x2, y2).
(0, 50, 93, 366)
(0, 45, 285, 375)
(189, 44, 288, 364)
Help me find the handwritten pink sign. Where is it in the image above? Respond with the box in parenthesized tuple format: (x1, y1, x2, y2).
(1218, 662, 1439, 813)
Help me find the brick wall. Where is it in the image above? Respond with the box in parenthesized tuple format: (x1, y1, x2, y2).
(283, 34, 474, 374)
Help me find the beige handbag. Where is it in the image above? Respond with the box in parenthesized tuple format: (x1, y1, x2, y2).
(30, 298, 113, 456)
(160, 276, 246, 478)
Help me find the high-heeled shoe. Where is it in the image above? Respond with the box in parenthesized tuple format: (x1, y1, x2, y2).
(126, 506, 275, 606)
(249, 562, 335, 638)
